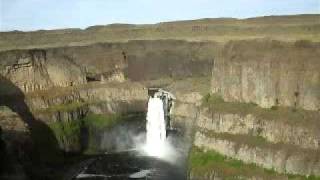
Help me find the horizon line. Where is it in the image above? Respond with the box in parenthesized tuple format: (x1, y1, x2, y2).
(1, 13, 319, 33)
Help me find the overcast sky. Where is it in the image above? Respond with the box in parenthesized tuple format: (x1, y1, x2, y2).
(0, 0, 319, 31)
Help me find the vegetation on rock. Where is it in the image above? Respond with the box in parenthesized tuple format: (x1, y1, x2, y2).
(201, 93, 320, 127)
(49, 120, 82, 152)
(189, 147, 320, 180)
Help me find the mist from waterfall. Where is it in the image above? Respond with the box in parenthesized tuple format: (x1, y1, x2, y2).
(144, 96, 167, 156)
(137, 90, 185, 166)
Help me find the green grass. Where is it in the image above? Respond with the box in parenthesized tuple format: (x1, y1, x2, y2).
(34, 100, 111, 114)
(0, 105, 10, 111)
(37, 101, 88, 113)
(189, 147, 279, 179)
(202, 93, 258, 115)
(164, 76, 212, 98)
(202, 93, 225, 106)
(201, 93, 320, 128)
(199, 130, 271, 150)
(40, 103, 145, 153)
(82, 113, 121, 153)
(189, 147, 320, 179)
(35, 112, 142, 159)
(47, 113, 124, 154)
(49, 120, 82, 152)
(81, 112, 145, 153)
(1, 15, 320, 51)
(82, 113, 123, 130)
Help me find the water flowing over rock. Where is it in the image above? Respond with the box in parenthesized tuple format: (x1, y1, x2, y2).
(145, 97, 166, 156)
(0, 15, 319, 179)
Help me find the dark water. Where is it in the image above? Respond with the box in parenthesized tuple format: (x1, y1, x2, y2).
(67, 111, 188, 180)
(72, 149, 187, 180)
(69, 127, 188, 180)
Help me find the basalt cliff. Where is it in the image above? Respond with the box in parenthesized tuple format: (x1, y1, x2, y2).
(0, 14, 319, 179)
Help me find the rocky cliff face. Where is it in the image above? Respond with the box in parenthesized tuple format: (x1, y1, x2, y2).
(194, 106, 320, 176)
(212, 40, 320, 111)
(197, 108, 320, 150)
(176, 101, 320, 178)
(1, 15, 319, 179)
(194, 131, 320, 176)
(1, 37, 319, 179)
(0, 50, 86, 93)
(26, 82, 148, 123)
(22, 82, 147, 153)
(0, 106, 32, 179)
(4, 39, 317, 112)
(123, 40, 216, 81)
(0, 40, 216, 94)
(0, 106, 29, 132)
(190, 40, 320, 178)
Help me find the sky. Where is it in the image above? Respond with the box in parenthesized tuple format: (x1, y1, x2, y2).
(0, 0, 319, 31)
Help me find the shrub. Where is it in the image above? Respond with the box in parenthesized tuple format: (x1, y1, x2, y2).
(270, 106, 278, 110)
(49, 120, 82, 152)
(202, 93, 224, 106)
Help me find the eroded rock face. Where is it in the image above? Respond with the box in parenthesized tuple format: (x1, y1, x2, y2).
(0, 50, 53, 93)
(1, 38, 319, 178)
(17, 82, 148, 153)
(194, 132, 320, 176)
(170, 91, 203, 134)
(0, 50, 86, 93)
(0, 106, 30, 179)
(101, 69, 126, 83)
(0, 106, 28, 133)
(0, 40, 216, 94)
(188, 105, 320, 177)
(170, 90, 320, 177)
(25, 82, 148, 123)
(197, 108, 320, 150)
(212, 40, 320, 111)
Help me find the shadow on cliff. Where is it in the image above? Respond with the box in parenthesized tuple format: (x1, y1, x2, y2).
(0, 75, 61, 177)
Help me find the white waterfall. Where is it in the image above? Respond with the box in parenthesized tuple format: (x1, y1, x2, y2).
(144, 96, 166, 156)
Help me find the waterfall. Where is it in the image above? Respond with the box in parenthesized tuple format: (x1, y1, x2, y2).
(144, 96, 166, 156)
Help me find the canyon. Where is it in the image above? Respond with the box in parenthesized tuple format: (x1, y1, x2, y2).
(0, 14, 319, 179)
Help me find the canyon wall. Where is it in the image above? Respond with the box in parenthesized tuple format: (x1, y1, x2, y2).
(172, 95, 320, 178)
(0, 49, 86, 93)
(1, 14, 319, 179)
(2, 39, 318, 112)
(167, 40, 320, 178)
(194, 106, 320, 176)
(1, 38, 319, 178)
(212, 40, 320, 111)
(0, 40, 216, 94)
(28, 82, 148, 123)
(1, 38, 214, 154)
(0, 81, 148, 154)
